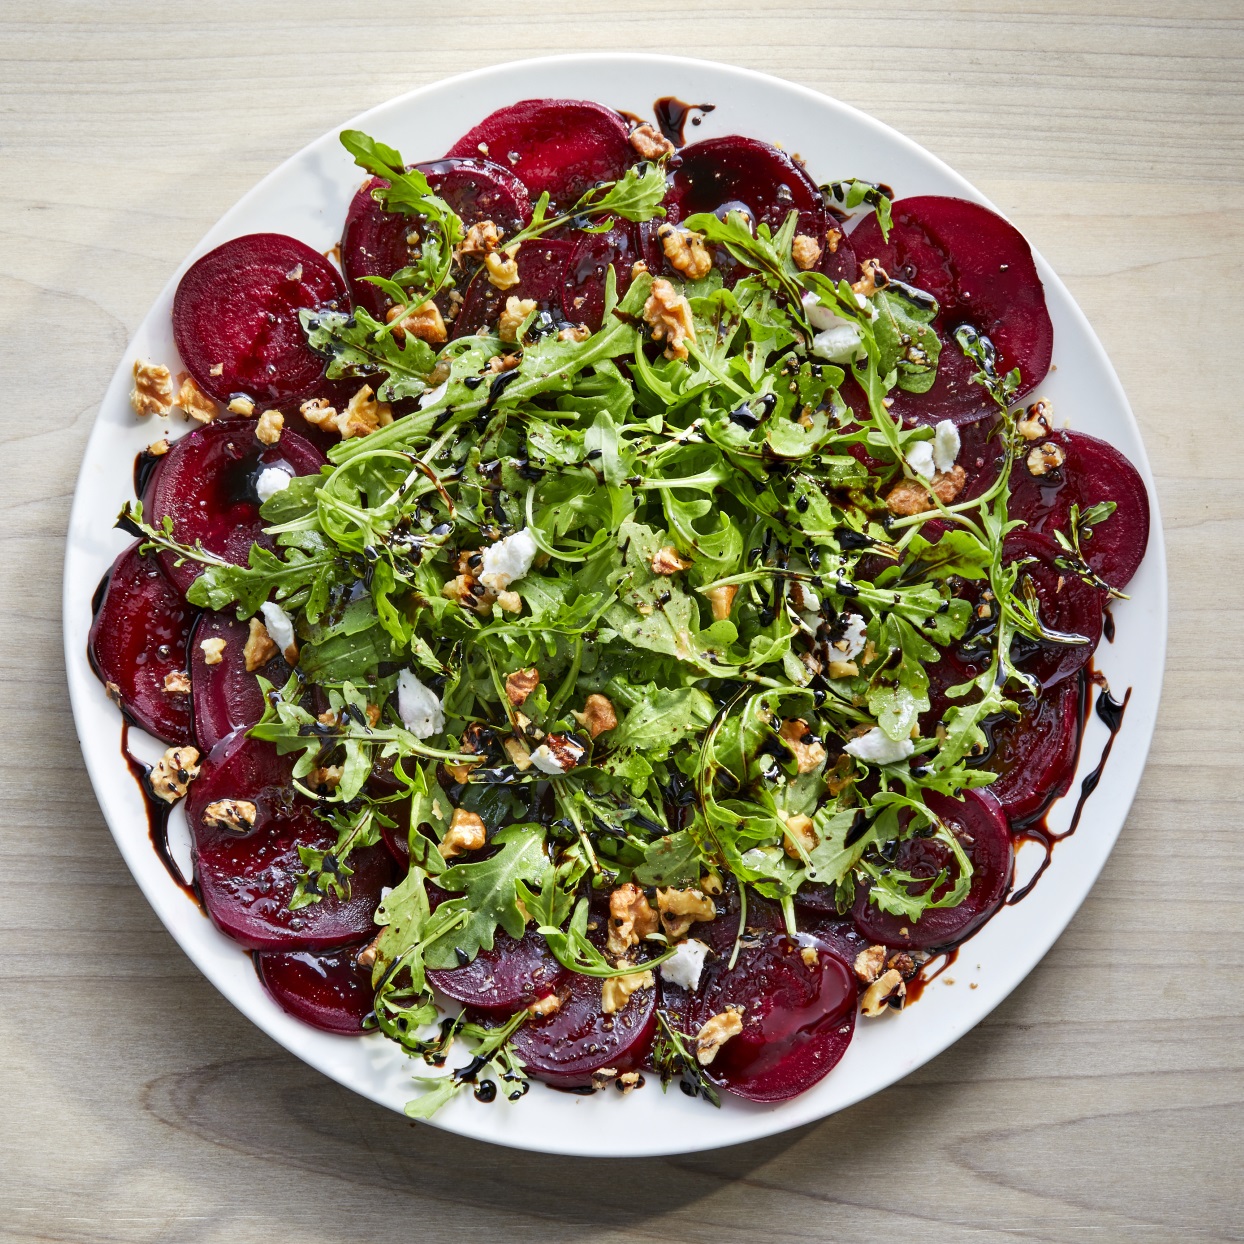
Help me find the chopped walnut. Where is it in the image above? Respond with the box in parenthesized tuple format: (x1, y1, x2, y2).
(162, 670, 191, 695)
(338, 385, 393, 440)
(782, 813, 819, 859)
(658, 225, 712, 281)
(503, 736, 534, 770)
(146, 438, 170, 456)
(791, 234, 823, 271)
(174, 376, 218, 424)
(255, 409, 283, 446)
(496, 589, 523, 613)
(607, 883, 659, 958)
(851, 258, 890, 297)
(853, 944, 888, 984)
(227, 396, 256, 417)
(572, 693, 617, 739)
(488, 353, 520, 374)
(884, 465, 967, 516)
(825, 225, 843, 254)
(130, 360, 174, 417)
(695, 1008, 744, 1066)
(199, 637, 227, 665)
(458, 219, 503, 261)
(888, 951, 919, 978)
(299, 397, 338, 430)
(498, 295, 537, 343)
(558, 323, 591, 343)
(656, 887, 717, 940)
(643, 277, 696, 360)
(505, 667, 540, 706)
(617, 1070, 642, 1094)
(150, 746, 200, 804)
(1026, 441, 1066, 477)
(243, 618, 278, 672)
(778, 718, 828, 774)
(527, 993, 562, 1017)
(700, 870, 723, 896)
(485, 248, 520, 290)
(601, 967, 654, 1014)
(706, 583, 738, 621)
(1017, 398, 1054, 441)
(307, 765, 343, 792)
(386, 299, 448, 344)
(652, 545, 692, 575)
(202, 798, 257, 834)
(629, 122, 675, 160)
(860, 967, 906, 1017)
(441, 573, 496, 615)
(104, 681, 123, 706)
(439, 808, 487, 858)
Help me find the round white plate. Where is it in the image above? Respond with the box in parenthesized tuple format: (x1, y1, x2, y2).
(63, 53, 1166, 1157)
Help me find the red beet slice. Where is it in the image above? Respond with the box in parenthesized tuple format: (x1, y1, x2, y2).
(852, 790, 1013, 950)
(172, 233, 348, 405)
(976, 674, 1084, 825)
(1008, 429, 1151, 590)
(446, 99, 633, 208)
(255, 941, 375, 1034)
(143, 418, 325, 596)
(428, 928, 566, 1013)
(510, 968, 657, 1088)
(452, 237, 576, 339)
(341, 159, 532, 319)
(958, 413, 1008, 501)
(849, 196, 1053, 424)
(185, 734, 393, 951)
(562, 222, 660, 332)
(685, 931, 856, 1103)
(665, 136, 828, 284)
(189, 612, 288, 751)
(88, 542, 197, 745)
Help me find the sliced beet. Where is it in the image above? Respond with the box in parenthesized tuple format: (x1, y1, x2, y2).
(849, 196, 1053, 424)
(957, 413, 1008, 501)
(562, 222, 659, 332)
(428, 928, 566, 1012)
(190, 612, 288, 751)
(510, 968, 657, 1088)
(186, 734, 393, 951)
(1008, 429, 1151, 590)
(445, 99, 633, 208)
(452, 237, 576, 339)
(255, 941, 375, 1034)
(665, 136, 828, 284)
(342, 160, 532, 319)
(852, 790, 1013, 950)
(685, 931, 856, 1103)
(172, 233, 347, 405)
(143, 418, 325, 596)
(974, 674, 1084, 825)
(88, 542, 196, 745)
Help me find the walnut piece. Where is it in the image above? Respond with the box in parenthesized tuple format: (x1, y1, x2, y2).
(458, 219, 503, 261)
(504, 667, 540, 706)
(386, 299, 448, 344)
(853, 944, 888, 984)
(825, 225, 843, 254)
(651, 544, 692, 575)
(255, 409, 283, 446)
(629, 122, 675, 160)
(496, 589, 523, 613)
(884, 465, 967, 516)
(791, 234, 823, 271)
(130, 360, 174, 417)
(527, 993, 562, 1017)
(617, 1070, 642, 1094)
(706, 583, 738, 621)
(338, 385, 393, 440)
(656, 887, 717, 940)
(503, 736, 534, 771)
(778, 718, 828, 774)
(441, 573, 496, 616)
(146, 438, 170, 456)
(695, 1008, 744, 1066)
(572, 693, 617, 740)
(243, 618, 278, 672)
(607, 883, 659, 958)
(1017, 398, 1054, 441)
(174, 375, 218, 424)
(150, 746, 200, 804)
(558, 323, 591, 343)
(860, 967, 906, 1017)
(498, 295, 537, 343)
(1026, 441, 1066, 477)
(851, 258, 890, 297)
(227, 396, 256, 417)
(439, 808, 487, 858)
(485, 248, 520, 290)
(601, 967, 654, 1015)
(488, 352, 520, 374)
(199, 637, 227, 665)
(162, 670, 191, 695)
(658, 225, 712, 281)
(307, 765, 343, 792)
(299, 397, 338, 430)
(643, 277, 696, 360)
(202, 798, 257, 834)
(782, 813, 819, 859)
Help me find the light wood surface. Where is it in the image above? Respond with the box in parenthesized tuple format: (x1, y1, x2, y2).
(2, 3, 1241, 1240)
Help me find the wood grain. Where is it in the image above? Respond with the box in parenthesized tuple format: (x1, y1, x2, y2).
(1, 3, 1241, 1240)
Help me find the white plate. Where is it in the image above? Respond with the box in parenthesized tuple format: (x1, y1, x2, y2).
(63, 53, 1167, 1157)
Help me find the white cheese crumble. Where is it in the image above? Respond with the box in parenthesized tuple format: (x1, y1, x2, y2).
(844, 726, 915, 765)
(259, 601, 296, 655)
(933, 419, 961, 473)
(479, 528, 538, 594)
(255, 465, 293, 503)
(906, 439, 936, 480)
(397, 669, 445, 739)
(529, 743, 569, 775)
(660, 938, 710, 993)
(838, 612, 867, 659)
(803, 292, 867, 364)
(418, 379, 449, 409)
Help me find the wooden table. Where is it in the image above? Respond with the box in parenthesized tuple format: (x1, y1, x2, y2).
(2, 3, 1240, 1239)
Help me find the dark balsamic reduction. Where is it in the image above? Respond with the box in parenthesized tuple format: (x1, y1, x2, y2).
(653, 97, 716, 147)
(133, 448, 162, 498)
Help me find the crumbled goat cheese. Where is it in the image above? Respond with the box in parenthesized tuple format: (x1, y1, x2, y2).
(418, 379, 449, 409)
(933, 419, 961, 473)
(259, 601, 296, 657)
(397, 669, 445, 739)
(478, 528, 538, 593)
(906, 439, 937, 480)
(661, 938, 710, 993)
(844, 726, 915, 765)
(838, 613, 867, 658)
(529, 744, 565, 775)
(255, 466, 292, 503)
(802, 293, 867, 363)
